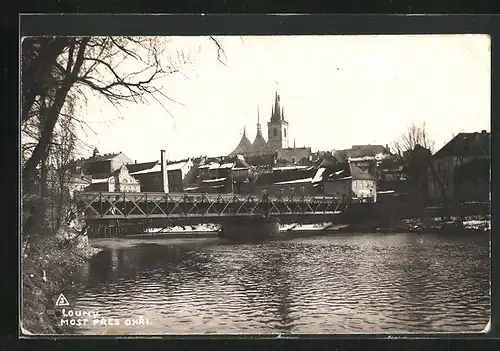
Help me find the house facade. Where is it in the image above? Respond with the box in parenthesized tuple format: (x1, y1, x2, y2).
(318, 161, 377, 203)
(253, 167, 318, 197)
(127, 161, 162, 192)
(321, 163, 352, 199)
(166, 159, 194, 192)
(349, 162, 377, 203)
(71, 148, 133, 179)
(87, 165, 141, 192)
(428, 131, 490, 204)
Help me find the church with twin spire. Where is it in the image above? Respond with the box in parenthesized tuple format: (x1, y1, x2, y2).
(229, 91, 311, 164)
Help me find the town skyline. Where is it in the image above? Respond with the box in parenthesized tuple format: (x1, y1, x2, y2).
(76, 34, 490, 162)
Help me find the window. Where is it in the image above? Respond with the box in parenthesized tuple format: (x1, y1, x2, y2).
(273, 128, 277, 137)
(284, 128, 287, 137)
(301, 186, 306, 193)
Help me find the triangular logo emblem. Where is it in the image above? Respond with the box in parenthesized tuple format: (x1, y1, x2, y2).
(55, 293, 70, 307)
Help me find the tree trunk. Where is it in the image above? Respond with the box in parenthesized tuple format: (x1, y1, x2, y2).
(22, 38, 89, 191)
(38, 156, 49, 234)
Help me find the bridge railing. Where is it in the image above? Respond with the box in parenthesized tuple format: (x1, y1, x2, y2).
(74, 191, 350, 220)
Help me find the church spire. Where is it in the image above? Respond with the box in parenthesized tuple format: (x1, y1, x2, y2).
(271, 90, 283, 123)
(243, 125, 247, 137)
(256, 105, 261, 133)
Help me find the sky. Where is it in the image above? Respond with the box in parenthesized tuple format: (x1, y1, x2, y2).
(77, 34, 491, 163)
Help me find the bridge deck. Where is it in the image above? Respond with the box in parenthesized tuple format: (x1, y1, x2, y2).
(75, 191, 350, 220)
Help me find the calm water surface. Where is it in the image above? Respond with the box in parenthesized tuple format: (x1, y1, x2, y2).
(63, 232, 490, 334)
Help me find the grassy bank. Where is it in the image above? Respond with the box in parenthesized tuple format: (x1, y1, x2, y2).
(21, 228, 101, 335)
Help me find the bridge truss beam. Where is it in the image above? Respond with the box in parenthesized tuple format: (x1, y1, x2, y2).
(75, 192, 350, 221)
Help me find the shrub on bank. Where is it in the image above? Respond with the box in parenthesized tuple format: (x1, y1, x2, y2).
(21, 228, 101, 335)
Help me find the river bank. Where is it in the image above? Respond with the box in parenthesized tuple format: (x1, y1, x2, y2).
(21, 228, 101, 335)
(86, 214, 491, 242)
(124, 215, 490, 238)
(344, 215, 491, 235)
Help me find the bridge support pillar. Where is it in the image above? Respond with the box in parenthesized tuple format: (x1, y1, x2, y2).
(220, 217, 279, 240)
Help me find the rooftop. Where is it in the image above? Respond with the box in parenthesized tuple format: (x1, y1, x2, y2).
(255, 168, 316, 186)
(126, 161, 158, 174)
(434, 131, 490, 158)
(334, 145, 391, 162)
(70, 152, 123, 165)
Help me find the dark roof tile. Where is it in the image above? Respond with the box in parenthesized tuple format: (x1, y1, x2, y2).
(255, 168, 315, 185)
(434, 132, 490, 158)
(126, 161, 158, 174)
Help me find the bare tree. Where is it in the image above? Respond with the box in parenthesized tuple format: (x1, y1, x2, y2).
(391, 122, 435, 158)
(21, 36, 226, 237)
(391, 122, 449, 208)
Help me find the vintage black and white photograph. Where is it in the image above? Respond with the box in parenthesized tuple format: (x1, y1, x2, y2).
(21, 34, 491, 335)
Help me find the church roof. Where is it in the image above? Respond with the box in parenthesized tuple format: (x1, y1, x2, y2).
(250, 130, 267, 153)
(229, 128, 252, 157)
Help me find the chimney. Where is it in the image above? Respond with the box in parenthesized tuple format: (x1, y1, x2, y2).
(482, 130, 487, 133)
(160, 150, 169, 193)
(135, 160, 137, 164)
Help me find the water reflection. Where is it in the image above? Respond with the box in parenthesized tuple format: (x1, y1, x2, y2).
(66, 232, 490, 334)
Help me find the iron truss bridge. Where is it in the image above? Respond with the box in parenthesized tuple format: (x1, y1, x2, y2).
(75, 192, 350, 221)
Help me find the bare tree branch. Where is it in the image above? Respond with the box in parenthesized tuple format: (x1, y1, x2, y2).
(209, 36, 228, 66)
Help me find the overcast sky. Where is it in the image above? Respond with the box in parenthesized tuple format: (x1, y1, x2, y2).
(79, 34, 491, 162)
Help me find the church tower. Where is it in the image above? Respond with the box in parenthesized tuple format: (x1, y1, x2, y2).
(267, 91, 289, 152)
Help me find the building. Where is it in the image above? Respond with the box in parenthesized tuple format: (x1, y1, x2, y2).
(68, 174, 92, 198)
(350, 162, 377, 203)
(428, 131, 490, 204)
(70, 148, 133, 179)
(128, 158, 194, 193)
(378, 155, 407, 182)
(230, 155, 255, 194)
(194, 159, 233, 193)
(314, 161, 377, 203)
(453, 157, 490, 204)
(166, 159, 194, 192)
(320, 163, 352, 199)
(127, 161, 162, 192)
(254, 167, 318, 197)
(185, 155, 255, 194)
(267, 92, 289, 152)
(277, 146, 312, 165)
(228, 91, 312, 165)
(87, 165, 141, 192)
(334, 144, 391, 166)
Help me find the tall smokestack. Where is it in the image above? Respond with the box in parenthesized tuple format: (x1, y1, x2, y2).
(160, 150, 169, 193)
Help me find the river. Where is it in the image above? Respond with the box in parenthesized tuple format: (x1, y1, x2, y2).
(60, 231, 490, 335)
